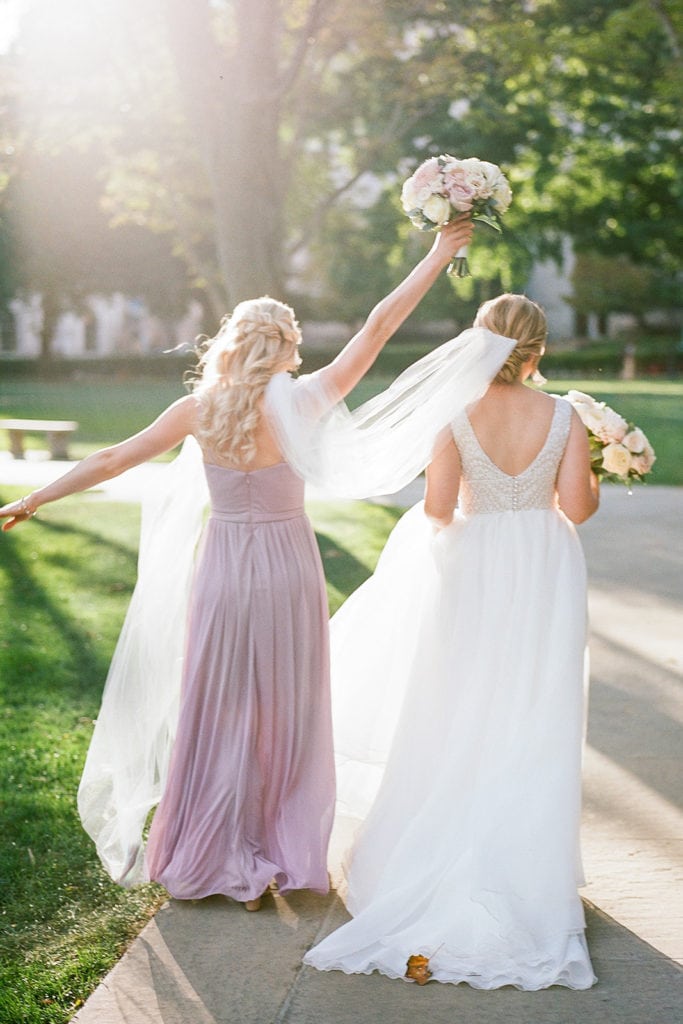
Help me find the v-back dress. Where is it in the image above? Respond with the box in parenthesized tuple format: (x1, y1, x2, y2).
(305, 396, 597, 989)
(145, 461, 335, 901)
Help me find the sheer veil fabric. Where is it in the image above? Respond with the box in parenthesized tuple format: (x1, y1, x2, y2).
(265, 327, 515, 499)
(77, 326, 514, 886)
(77, 437, 209, 886)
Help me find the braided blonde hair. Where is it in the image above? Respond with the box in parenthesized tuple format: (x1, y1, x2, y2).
(474, 294, 547, 384)
(193, 297, 302, 464)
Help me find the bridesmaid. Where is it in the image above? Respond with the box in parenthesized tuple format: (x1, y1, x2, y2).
(0, 217, 473, 910)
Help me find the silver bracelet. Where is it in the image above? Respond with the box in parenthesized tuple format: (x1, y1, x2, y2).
(19, 497, 36, 519)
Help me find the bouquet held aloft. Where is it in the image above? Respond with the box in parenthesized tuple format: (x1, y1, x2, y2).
(401, 155, 512, 277)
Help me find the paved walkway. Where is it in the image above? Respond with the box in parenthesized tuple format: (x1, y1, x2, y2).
(4, 456, 682, 1022)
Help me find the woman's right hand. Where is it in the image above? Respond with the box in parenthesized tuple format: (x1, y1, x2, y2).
(429, 214, 474, 266)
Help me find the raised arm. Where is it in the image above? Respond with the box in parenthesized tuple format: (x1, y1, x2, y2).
(317, 216, 474, 400)
(555, 409, 600, 524)
(0, 395, 198, 530)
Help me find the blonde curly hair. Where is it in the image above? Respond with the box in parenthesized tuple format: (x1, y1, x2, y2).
(474, 293, 547, 384)
(193, 297, 302, 464)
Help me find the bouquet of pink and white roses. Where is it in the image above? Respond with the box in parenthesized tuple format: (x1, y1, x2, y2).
(400, 154, 512, 277)
(565, 390, 656, 484)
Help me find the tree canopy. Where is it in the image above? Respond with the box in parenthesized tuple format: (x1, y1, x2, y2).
(1, 0, 680, 332)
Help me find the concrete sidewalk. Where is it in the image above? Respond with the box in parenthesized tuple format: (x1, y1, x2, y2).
(4, 456, 682, 1022)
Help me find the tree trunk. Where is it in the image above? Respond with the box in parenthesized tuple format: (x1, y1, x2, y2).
(162, 0, 284, 310)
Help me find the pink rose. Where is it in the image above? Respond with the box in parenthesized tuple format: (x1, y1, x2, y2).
(594, 405, 628, 444)
(631, 443, 656, 474)
(623, 428, 647, 453)
(443, 168, 474, 211)
(411, 157, 442, 192)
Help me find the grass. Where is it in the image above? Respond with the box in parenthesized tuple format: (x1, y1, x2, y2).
(0, 490, 396, 1024)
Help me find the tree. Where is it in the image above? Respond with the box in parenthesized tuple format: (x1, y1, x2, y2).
(569, 252, 653, 335)
(2, 0, 680, 335)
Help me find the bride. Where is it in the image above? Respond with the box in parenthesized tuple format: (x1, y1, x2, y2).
(304, 293, 600, 990)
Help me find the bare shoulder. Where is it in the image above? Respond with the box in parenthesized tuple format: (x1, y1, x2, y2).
(169, 393, 201, 426)
(526, 388, 556, 411)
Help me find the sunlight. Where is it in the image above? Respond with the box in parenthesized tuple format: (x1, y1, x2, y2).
(583, 744, 683, 961)
(589, 585, 683, 699)
(0, 0, 25, 53)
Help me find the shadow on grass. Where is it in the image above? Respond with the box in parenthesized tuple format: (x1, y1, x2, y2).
(31, 514, 140, 572)
(315, 529, 378, 600)
(0, 520, 137, 708)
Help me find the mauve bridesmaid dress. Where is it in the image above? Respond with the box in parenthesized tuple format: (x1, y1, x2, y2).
(145, 460, 335, 901)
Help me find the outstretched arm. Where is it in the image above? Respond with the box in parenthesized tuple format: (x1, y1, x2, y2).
(317, 216, 474, 400)
(0, 395, 198, 530)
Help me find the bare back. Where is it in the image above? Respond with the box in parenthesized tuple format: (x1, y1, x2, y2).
(467, 383, 556, 477)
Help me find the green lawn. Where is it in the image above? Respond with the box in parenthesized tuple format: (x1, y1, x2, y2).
(0, 492, 395, 1024)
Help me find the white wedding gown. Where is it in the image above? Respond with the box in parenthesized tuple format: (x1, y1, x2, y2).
(305, 395, 597, 990)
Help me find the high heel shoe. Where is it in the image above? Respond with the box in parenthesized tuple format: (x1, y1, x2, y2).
(244, 896, 262, 912)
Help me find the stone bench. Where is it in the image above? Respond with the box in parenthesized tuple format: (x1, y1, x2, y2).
(0, 418, 79, 460)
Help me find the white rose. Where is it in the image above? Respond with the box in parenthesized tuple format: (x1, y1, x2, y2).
(568, 390, 602, 425)
(440, 156, 463, 174)
(422, 194, 451, 225)
(400, 178, 420, 212)
(458, 158, 488, 194)
(595, 405, 628, 443)
(570, 395, 605, 434)
(490, 175, 512, 213)
(401, 178, 435, 211)
(583, 408, 608, 434)
(623, 428, 647, 453)
(567, 389, 598, 407)
(601, 442, 632, 478)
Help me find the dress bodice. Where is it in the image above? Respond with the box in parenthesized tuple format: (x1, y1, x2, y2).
(451, 397, 572, 516)
(204, 461, 305, 523)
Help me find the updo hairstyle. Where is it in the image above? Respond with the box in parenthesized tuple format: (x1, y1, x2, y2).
(474, 293, 547, 385)
(193, 296, 302, 464)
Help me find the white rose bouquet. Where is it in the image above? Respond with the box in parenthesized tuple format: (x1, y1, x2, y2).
(400, 154, 512, 277)
(565, 390, 656, 485)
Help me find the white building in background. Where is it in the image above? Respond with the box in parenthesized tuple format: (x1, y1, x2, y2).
(525, 236, 576, 341)
(0, 294, 205, 359)
(8, 294, 42, 357)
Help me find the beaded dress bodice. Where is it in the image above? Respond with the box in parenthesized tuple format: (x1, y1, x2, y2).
(451, 397, 571, 516)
